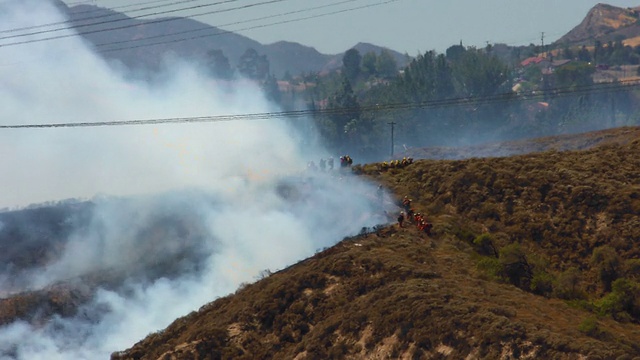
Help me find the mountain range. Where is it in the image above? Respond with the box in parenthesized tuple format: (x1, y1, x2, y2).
(52, 1, 408, 78)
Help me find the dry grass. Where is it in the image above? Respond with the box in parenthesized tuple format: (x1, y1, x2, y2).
(114, 127, 640, 359)
(5, 127, 640, 359)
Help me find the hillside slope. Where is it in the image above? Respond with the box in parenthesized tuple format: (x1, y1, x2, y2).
(556, 3, 640, 46)
(63, 5, 407, 77)
(114, 126, 640, 359)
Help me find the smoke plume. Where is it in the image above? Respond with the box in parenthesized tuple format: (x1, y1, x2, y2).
(0, 1, 389, 358)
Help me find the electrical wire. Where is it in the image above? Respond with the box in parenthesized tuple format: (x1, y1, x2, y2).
(92, 0, 363, 50)
(1, 79, 638, 129)
(0, 0, 267, 43)
(0, 0, 208, 34)
(99, 0, 400, 53)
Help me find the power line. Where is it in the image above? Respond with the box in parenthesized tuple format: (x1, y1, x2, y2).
(71, 0, 201, 15)
(0, 0, 399, 68)
(94, 0, 370, 52)
(0, 0, 208, 34)
(0, 0, 398, 52)
(97, 0, 392, 53)
(0, 0, 262, 44)
(1, 79, 638, 129)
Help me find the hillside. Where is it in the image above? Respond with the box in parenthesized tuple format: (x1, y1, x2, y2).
(60, 5, 407, 77)
(112, 126, 640, 359)
(556, 3, 640, 46)
(399, 126, 640, 160)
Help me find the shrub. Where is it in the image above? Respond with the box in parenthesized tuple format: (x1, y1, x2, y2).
(595, 278, 640, 321)
(625, 259, 640, 280)
(530, 272, 554, 296)
(591, 246, 622, 291)
(578, 316, 601, 337)
(477, 257, 501, 281)
(498, 243, 532, 289)
(473, 233, 498, 257)
(554, 267, 584, 300)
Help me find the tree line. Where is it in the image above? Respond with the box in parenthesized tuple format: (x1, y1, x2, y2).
(206, 41, 640, 162)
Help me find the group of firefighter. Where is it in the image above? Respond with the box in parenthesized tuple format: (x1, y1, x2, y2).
(397, 196, 432, 236)
(379, 157, 413, 171)
(308, 155, 354, 172)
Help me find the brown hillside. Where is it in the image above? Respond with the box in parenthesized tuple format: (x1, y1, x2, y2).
(114, 126, 640, 359)
(556, 3, 640, 46)
(398, 126, 640, 160)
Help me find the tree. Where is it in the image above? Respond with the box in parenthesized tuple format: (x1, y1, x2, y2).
(592, 246, 622, 291)
(498, 243, 532, 289)
(207, 49, 233, 79)
(322, 76, 361, 151)
(453, 48, 510, 97)
(577, 46, 592, 62)
(446, 42, 466, 61)
(342, 48, 362, 83)
(593, 40, 604, 64)
(375, 50, 398, 78)
(238, 48, 269, 80)
(362, 51, 378, 77)
(554, 61, 595, 89)
(561, 45, 574, 60)
(262, 74, 281, 104)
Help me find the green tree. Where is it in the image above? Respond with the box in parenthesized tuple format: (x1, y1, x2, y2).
(324, 76, 361, 151)
(498, 243, 532, 289)
(593, 40, 604, 64)
(362, 52, 378, 77)
(554, 267, 583, 299)
(238, 48, 270, 80)
(342, 48, 362, 83)
(591, 246, 622, 291)
(262, 74, 281, 104)
(596, 278, 640, 320)
(446, 42, 466, 62)
(577, 45, 592, 62)
(554, 61, 595, 89)
(453, 48, 510, 97)
(561, 45, 574, 60)
(375, 50, 398, 78)
(207, 49, 233, 79)
(473, 233, 498, 257)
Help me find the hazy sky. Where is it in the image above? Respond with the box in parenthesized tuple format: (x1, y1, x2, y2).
(59, 0, 640, 55)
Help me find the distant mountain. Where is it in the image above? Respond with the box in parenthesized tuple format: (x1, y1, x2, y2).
(59, 4, 408, 78)
(555, 3, 640, 46)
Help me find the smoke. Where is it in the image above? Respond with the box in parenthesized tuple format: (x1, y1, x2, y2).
(0, 1, 390, 358)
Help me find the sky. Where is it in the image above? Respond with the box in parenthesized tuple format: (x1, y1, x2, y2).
(60, 0, 640, 55)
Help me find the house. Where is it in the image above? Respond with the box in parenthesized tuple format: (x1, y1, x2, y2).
(520, 56, 550, 67)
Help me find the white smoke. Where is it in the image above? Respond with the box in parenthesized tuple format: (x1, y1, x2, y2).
(0, 1, 389, 359)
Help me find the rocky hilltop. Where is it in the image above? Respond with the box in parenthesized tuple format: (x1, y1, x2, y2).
(557, 3, 640, 46)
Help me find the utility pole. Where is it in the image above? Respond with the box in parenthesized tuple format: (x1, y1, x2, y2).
(541, 32, 545, 57)
(388, 121, 396, 157)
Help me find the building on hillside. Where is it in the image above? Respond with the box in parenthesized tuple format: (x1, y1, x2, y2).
(277, 81, 315, 93)
(520, 56, 550, 68)
(541, 59, 573, 75)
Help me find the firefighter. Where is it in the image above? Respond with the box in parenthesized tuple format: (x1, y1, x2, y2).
(402, 196, 412, 212)
(414, 212, 422, 224)
(424, 222, 433, 236)
(397, 211, 405, 228)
